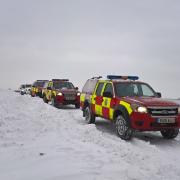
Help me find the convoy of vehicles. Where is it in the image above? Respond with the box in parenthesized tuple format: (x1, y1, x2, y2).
(80, 75, 180, 140)
(17, 75, 180, 140)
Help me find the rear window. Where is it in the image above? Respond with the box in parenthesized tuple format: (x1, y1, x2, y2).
(82, 79, 97, 94)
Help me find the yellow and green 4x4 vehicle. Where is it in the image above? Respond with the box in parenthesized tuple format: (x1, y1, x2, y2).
(42, 79, 80, 108)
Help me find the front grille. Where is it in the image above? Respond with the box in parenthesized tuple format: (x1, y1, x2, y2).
(148, 107, 178, 117)
(64, 93, 76, 100)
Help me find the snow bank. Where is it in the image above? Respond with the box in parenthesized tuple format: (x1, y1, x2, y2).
(0, 90, 180, 180)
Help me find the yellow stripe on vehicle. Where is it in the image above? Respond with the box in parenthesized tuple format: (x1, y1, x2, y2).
(53, 91, 56, 96)
(91, 95, 96, 104)
(120, 101, 133, 115)
(102, 97, 111, 108)
(95, 104, 102, 116)
(109, 108, 114, 120)
(80, 94, 86, 102)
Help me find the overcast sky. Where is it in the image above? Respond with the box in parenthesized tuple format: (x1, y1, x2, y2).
(0, 0, 180, 98)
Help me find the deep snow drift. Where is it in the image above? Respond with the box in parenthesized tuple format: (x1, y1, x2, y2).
(0, 90, 180, 180)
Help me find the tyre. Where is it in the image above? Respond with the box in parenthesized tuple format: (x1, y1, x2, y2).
(115, 115, 133, 140)
(43, 95, 48, 103)
(51, 97, 57, 108)
(160, 129, 179, 139)
(75, 103, 80, 109)
(84, 106, 95, 124)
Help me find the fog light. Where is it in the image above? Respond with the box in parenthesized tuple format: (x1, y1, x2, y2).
(135, 120, 144, 126)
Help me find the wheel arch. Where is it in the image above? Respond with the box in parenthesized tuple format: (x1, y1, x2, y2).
(113, 105, 131, 126)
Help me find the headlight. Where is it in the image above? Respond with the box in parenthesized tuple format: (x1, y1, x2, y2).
(77, 92, 80, 96)
(137, 106, 148, 113)
(58, 92, 63, 96)
(178, 107, 180, 114)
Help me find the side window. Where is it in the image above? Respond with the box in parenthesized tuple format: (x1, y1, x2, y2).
(104, 83, 113, 95)
(95, 83, 104, 96)
(141, 84, 155, 96)
(43, 81, 48, 88)
(82, 79, 98, 93)
(48, 82, 52, 88)
(132, 84, 138, 95)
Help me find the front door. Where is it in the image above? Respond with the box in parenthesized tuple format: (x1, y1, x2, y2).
(94, 82, 105, 116)
(101, 83, 114, 120)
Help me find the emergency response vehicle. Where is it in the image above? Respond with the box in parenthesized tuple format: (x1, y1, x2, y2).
(80, 75, 180, 140)
(42, 79, 80, 108)
(31, 80, 48, 97)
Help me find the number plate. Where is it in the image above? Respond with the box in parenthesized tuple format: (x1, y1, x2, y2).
(157, 118, 175, 124)
(65, 96, 75, 100)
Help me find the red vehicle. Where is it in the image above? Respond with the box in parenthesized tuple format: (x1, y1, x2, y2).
(42, 79, 80, 108)
(80, 75, 180, 140)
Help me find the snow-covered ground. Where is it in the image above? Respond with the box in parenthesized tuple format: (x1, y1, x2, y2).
(0, 90, 180, 180)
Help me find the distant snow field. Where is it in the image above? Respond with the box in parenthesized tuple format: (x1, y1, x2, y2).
(0, 90, 180, 180)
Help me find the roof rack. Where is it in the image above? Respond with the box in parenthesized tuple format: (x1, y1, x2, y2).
(107, 75, 139, 81)
(52, 79, 69, 81)
(91, 76, 102, 79)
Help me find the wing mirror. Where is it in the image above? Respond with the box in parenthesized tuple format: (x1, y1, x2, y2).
(156, 92, 161, 98)
(103, 92, 113, 98)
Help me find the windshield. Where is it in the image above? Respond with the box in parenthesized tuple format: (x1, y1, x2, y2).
(20, 85, 25, 89)
(115, 82, 156, 97)
(33, 81, 46, 87)
(26, 85, 31, 88)
(53, 81, 74, 89)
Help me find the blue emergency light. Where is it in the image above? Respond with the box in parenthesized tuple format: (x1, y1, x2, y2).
(107, 75, 139, 81)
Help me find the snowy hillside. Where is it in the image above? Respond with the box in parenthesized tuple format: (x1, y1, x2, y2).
(0, 90, 180, 180)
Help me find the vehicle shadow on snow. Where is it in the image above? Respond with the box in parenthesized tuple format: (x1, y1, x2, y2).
(53, 105, 79, 110)
(134, 132, 180, 147)
(95, 118, 116, 135)
(94, 119, 180, 147)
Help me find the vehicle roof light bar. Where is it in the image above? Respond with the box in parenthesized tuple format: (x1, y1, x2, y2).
(52, 79, 69, 81)
(107, 75, 139, 81)
(91, 76, 102, 79)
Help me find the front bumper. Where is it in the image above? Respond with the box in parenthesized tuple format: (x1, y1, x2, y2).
(130, 112, 180, 131)
(56, 95, 80, 105)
